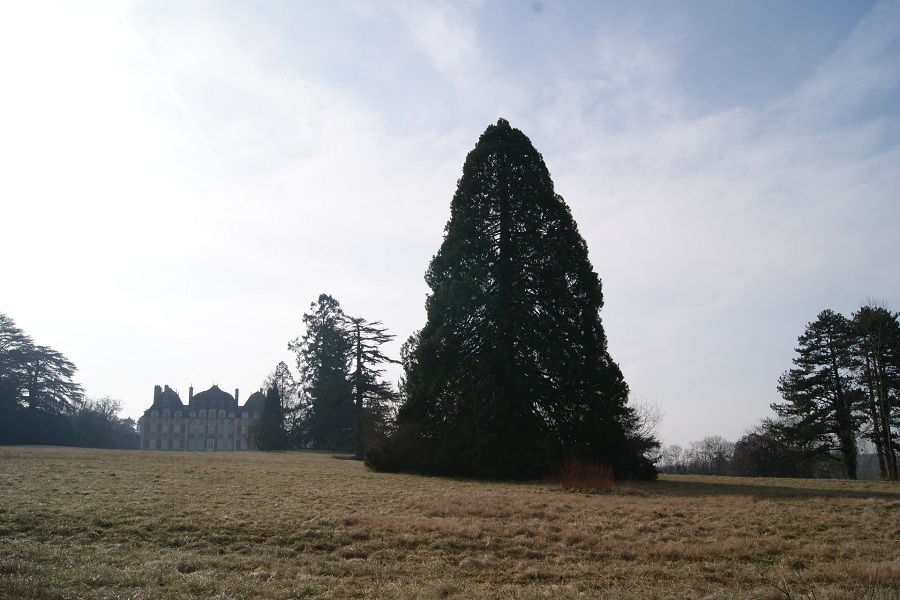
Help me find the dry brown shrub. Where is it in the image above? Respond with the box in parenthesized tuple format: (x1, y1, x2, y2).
(552, 460, 615, 492)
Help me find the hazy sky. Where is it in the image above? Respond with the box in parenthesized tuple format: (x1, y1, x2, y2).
(2, 1, 898, 447)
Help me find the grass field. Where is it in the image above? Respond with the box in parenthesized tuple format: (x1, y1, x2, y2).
(1, 447, 898, 599)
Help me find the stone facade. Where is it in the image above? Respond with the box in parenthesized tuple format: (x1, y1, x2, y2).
(139, 384, 263, 451)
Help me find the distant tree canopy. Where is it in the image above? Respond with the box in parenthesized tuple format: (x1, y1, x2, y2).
(263, 361, 302, 448)
(287, 294, 397, 455)
(1, 313, 85, 445)
(0, 313, 137, 448)
(72, 397, 140, 450)
(368, 119, 657, 480)
(657, 437, 736, 476)
(771, 303, 900, 480)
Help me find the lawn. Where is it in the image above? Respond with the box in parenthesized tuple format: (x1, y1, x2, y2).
(1, 447, 898, 599)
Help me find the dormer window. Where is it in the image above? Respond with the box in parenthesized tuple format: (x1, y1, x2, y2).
(218, 410, 225, 419)
(174, 411, 181, 418)
(199, 410, 206, 419)
(163, 409, 170, 418)
(151, 410, 158, 417)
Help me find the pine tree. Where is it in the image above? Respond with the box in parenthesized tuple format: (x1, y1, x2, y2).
(257, 386, 285, 451)
(346, 316, 399, 460)
(263, 361, 301, 448)
(852, 304, 900, 480)
(288, 294, 353, 450)
(374, 119, 655, 479)
(773, 309, 863, 479)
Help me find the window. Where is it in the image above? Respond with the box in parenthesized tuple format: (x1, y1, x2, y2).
(218, 410, 225, 419)
(206, 439, 215, 451)
(175, 411, 181, 418)
(163, 409, 170, 418)
(190, 411, 196, 418)
(199, 410, 206, 419)
(151, 411, 158, 417)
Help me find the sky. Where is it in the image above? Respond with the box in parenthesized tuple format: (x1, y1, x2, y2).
(1, 0, 898, 448)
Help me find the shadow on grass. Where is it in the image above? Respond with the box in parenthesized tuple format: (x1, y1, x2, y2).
(634, 475, 900, 501)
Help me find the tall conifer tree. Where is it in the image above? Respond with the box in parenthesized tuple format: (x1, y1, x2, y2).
(852, 304, 900, 480)
(346, 316, 399, 460)
(375, 119, 656, 479)
(773, 309, 863, 479)
(289, 294, 354, 450)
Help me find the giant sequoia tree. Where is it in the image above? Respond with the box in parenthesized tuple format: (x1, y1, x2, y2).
(371, 119, 656, 479)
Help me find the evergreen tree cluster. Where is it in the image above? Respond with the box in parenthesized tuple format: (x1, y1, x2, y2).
(256, 385, 286, 451)
(771, 304, 900, 480)
(366, 119, 657, 480)
(1, 313, 137, 448)
(283, 294, 398, 458)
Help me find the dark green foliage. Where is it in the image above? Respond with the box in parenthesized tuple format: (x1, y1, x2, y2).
(0, 313, 85, 445)
(346, 317, 399, 459)
(289, 294, 354, 450)
(773, 310, 863, 479)
(371, 119, 656, 480)
(765, 303, 900, 480)
(289, 295, 398, 454)
(72, 397, 140, 449)
(257, 386, 285, 451)
(852, 304, 900, 480)
(263, 361, 302, 449)
(731, 422, 842, 478)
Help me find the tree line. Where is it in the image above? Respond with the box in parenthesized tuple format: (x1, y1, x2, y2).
(0, 313, 139, 448)
(770, 303, 899, 480)
(655, 302, 900, 480)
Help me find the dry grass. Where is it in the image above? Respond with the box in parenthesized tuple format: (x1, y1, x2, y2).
(1, 447, 898, 599)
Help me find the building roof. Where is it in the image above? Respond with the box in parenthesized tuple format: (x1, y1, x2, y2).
(190, 385, 236, 411)
(144, 385, 184, 416)
(242, 390, 265, 415)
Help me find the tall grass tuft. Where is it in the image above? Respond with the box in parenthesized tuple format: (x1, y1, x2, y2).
(553, 461, 615, 492)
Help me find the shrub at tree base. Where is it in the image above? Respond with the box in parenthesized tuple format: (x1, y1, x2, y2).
(553, 461, 615, 492)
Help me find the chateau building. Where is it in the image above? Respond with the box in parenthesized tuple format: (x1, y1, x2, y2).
(139, 384, 264, 451)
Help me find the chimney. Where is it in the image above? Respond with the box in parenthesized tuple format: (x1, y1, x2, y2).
(235, 388, 239, 404)
(189, 386, 193, 402)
